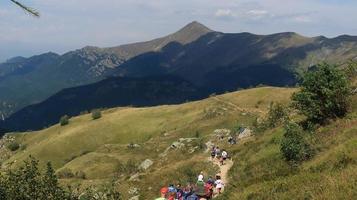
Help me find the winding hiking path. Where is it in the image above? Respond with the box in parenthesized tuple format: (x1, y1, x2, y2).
(208, 156, 234, 195)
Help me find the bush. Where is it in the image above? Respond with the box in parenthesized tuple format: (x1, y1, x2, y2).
(91, 109, 102, 120)
(292, 63, 351, 125)
(0, 157, 121, 200)
(266, 102, 289, 128)
(75, 171, 86, 179)
(59, 115, 69, 126)
(280, 122, 313, 163)
(6, 141, 20, 151)
(56, 168, 74, 179)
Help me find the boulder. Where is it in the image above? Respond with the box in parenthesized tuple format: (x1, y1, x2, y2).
(238, 128, 252, 139)
(205, 141, 214, 153)
(171, 141, 185, 149)
(129, 196, 139, 200)
(128, 187, 139, 195)
(129, 173, 140, 181)
(138, 159, 153, 171)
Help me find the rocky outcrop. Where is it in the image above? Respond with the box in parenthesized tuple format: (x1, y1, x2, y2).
(138, 159, 154, 171)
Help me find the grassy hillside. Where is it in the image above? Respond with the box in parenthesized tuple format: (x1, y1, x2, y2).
(216, 95, 357, 200)
(1, 87, 294, 199)
(2, 87, 355, 199)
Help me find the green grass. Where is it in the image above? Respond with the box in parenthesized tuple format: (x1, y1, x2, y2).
(3, 86, 356, 199)
(217, 94, 357, 200)
(0, 87, 291, 197)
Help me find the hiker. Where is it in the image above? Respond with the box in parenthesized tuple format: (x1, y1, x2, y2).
(210, 148, 216, 160)
(167, 184, 177, 200)
(228, 135, 236, 145)
(197, 171, 204, 182)
(205, 179, 214, 199)
(186, 192, 199, 200)
(221, 150, 228, 165)
(196, 178, 206, 198)
(176, 184, 184, 200)
(215, 147, 221, 160)
(214, 175, 224, 195)
(155, 187, 169, 200)
(182, 184, 193, 199)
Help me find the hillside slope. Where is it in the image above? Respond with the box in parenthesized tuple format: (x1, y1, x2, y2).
(1, 87, 295, 199)
(4, 75, 206, 131)
(2, 87, 356, 199)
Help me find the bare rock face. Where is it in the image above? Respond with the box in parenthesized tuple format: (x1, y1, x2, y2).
(138, 159, 154, 171)
(129, 195, 139, 200)
(238, 128, 253, 139)
(205, 141, 215, 153)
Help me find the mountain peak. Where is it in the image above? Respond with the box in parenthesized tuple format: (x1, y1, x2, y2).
(178, 21, 213, 34)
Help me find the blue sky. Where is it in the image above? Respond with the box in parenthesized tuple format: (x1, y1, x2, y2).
(1, 0, 357, 61)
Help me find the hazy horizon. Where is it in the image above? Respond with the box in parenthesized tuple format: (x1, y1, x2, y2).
(1, 0, 357, 62)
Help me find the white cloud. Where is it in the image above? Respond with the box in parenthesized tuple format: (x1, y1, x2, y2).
(215, 9, 236, 19)
(247, 9, 268, 16)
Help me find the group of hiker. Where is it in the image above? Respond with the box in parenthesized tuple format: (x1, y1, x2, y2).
(156, 147, 230, 200)
(210, 146, 228, 166)
(155, 172, 224, 200)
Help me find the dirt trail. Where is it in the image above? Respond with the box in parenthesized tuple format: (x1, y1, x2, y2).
(209, 157, 234, 194)
(212, 96, 264, 114)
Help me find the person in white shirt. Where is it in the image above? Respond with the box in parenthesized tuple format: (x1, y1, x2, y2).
(214, 176, 224, 194)
(221, 150, 228, 165)
(197, 171, 204, 182)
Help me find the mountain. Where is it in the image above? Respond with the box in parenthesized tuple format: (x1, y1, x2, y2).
(0, 22, 212, 118)
(3, 75, 205, 131)
(1, 21, 357, 122)
(106, 21, 213, 60)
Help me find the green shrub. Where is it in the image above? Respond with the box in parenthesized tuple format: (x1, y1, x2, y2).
(91, 109, 102, 120)
(75, 171, 86, 179)
(6, 141, 20, 151)
(280, 122, 313, 163)
(59, 115, 69, 126)
(0, 156, 121, 199)
(292, 63, 351, 125)
(266, 102, 289, 128)
(56, 168, 74, 179)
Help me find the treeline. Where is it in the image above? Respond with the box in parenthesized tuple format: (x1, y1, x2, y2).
(0, 157, 120, 200)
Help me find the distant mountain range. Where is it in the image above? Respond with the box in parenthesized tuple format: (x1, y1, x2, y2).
(1, 21, 357, 132)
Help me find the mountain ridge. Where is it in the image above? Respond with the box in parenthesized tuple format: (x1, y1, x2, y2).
(1, 21, 357, 121)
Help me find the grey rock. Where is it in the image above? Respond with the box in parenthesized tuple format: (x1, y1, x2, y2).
(138, 159, 153, 171)
(238, 128, 253, 139)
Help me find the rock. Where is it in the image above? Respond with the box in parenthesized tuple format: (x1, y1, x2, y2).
(205, 141, 214, 153)
(213, 129, 231, 135)
(178, 138, 196, 143)
(138, 159, 153, 171)
(238, 128, 252, 139)
(128, 187, 139, 195)
(188, 146, 199, 154)
(129, 195, 139, 200)
(129, 173, 140, 181)
(214, 129, 231, 140)
(171, 141, 185, 149)
(127, 143, 141, 149)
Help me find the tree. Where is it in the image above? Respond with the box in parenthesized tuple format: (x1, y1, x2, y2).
(91, 109, 102, 120)
(280, 122, 312, 163)
(10, 0, 40, 17)
(60, 115, 70, 126)
(292, 63, 351, 125)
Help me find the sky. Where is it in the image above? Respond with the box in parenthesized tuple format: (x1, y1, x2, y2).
(1, 0, 357, 62)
